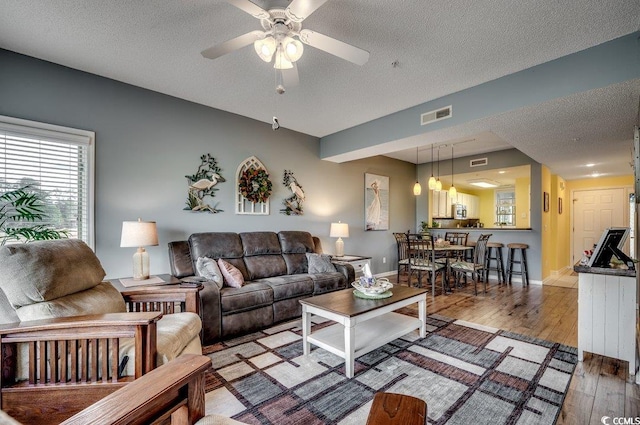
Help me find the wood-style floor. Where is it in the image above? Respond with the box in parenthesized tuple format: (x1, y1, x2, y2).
(392, 271, 639, 425)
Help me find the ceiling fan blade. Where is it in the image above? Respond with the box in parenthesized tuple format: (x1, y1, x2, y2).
(201, 30, 265, 60)
(227, 0, 270, 20)
(282, 64, 299, 87)
(298, 29, 369, 65)
(285, 0, 329, 22)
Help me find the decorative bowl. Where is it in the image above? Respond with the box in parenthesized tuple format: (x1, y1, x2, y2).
(351, 277, 393, 295)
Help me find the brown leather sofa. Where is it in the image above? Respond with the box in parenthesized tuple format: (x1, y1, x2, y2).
(168, 231, 355, 344)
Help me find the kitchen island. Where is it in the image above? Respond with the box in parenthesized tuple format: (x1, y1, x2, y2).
(573, 262, 637, 379)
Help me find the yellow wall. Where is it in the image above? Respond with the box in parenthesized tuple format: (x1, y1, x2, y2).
(541, 166, 552, 279)
(477, 190, 494, 226)
(515, 177, 530, 228)
(547, 174, 633, 277)
(566, 175, 633, 191)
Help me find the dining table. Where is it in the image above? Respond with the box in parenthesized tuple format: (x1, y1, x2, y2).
(408, 243, 474, 293)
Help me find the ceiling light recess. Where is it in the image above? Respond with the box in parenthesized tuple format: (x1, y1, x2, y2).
(467, 178, 501, 188)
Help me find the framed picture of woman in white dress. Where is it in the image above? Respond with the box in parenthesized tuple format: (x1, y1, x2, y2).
(364, 173, 389, 231)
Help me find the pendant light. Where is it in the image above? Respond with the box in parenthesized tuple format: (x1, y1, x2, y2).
(413, 147, 422, 195)
(435, 146, 442, 191)
(428, 144, 436, 190)
(449, 144, 457, 199)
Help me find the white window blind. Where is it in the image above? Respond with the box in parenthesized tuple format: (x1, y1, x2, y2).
(0, 115, 95, 247)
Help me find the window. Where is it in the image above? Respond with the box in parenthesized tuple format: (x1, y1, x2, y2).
(495, 187, 516, 226)
(0, 115, 95, 248)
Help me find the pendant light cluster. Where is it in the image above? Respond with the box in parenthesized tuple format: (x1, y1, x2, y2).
(415, 143, 456, 196)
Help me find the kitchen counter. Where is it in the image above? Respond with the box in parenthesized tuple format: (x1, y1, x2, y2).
(432, 227, 532, 231)
(573, 262, 636, 277)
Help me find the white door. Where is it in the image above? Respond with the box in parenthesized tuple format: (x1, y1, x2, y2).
(572, 188, 627, 264)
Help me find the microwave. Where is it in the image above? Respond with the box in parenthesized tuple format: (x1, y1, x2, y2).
(452, 204, 467, 219)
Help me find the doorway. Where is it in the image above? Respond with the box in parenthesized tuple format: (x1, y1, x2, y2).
(572, 188, 630, 264)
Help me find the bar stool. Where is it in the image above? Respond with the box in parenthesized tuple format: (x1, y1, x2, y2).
(484, 242, 505, 284)
(507, 243, 529, 286)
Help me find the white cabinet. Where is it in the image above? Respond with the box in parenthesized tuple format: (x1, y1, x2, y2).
(457, 193, 479, 218)
(577, 271, 637, 376)
(431, 191, 451, 218)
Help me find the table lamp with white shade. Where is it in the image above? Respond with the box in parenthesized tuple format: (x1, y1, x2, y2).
(330, 222, 349, 257)
(120, 218, 158, 280)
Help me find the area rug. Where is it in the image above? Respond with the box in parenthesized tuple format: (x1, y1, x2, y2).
(202, 314, 578, 425)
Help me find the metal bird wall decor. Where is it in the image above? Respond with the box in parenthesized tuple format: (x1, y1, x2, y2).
(184, 154, 226, 213)
(281, 170, 304, 215)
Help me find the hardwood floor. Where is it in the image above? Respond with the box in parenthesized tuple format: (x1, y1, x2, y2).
(392, 271, 639, 424)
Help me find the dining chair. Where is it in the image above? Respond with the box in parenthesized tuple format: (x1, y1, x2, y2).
(393, 232, 410, 284)
(407, 234, 446, 296)
(449, 233, 491, 295)
(436, 232, 470, 264)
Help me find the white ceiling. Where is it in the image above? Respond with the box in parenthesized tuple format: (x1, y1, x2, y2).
(0, 0, 639, 180)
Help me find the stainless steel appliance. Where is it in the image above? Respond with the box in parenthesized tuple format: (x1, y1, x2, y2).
(453, 204, 467, 219)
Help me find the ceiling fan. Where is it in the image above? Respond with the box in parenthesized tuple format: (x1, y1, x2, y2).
(201, 0, 370, 93)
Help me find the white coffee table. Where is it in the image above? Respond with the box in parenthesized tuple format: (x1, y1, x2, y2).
(299, 285, 427, 378)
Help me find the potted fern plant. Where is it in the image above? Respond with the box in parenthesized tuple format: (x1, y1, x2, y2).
(0, 186, 69, 246)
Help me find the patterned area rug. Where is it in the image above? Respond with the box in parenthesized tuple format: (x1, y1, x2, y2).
(202, 313, 578, 425)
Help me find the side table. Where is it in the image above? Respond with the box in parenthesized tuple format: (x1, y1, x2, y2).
(109, 274, 202, 316)
(332, 255, 372, 277)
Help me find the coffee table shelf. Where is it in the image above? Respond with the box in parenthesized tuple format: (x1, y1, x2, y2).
(300, 286, 427, 378)
(306, 312, 422, 359)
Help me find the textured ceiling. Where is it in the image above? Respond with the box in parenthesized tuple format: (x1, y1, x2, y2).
(0, 0, 639, 180)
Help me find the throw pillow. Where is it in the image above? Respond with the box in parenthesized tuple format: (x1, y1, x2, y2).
(195, 256, 224, 289)
(306, 253, 337, 273)
(217, 258, 245, 288)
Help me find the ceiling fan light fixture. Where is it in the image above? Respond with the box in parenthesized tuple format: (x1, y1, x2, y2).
(274, 46, 294, 69)
(254, 36, 276, 62)
(283, 37, 303, 62)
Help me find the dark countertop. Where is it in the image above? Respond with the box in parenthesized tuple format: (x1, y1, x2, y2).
(573, 262, 636, 277)
(432, 227, 532, 231)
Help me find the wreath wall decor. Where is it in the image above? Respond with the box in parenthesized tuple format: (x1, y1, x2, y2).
(235, 156, 271, 215)
(184, 153, 225, 213)
(281, 170, 304, 215)
(239, 168, 272, 204)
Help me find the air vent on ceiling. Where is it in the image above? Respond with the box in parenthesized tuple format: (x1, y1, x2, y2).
(470, 157, 488, 167)
(421, 105, 452, 126)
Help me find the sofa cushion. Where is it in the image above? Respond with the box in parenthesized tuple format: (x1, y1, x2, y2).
(0, 239, 106, 308)
(255, 275, 314, 301)
(196, 257, 224, 288)
(219, 282, 273, 314)
(306, 253, 337, 273)
(189, 233, 249, 279)
(218, 259, 244, 288)
(310, 272, 348, 295)
(279, 231, 315, 274)
(240, 232, 287, 280)
(15, 281, 126, 322)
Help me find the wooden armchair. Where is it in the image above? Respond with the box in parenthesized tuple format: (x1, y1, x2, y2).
(63, 354, 246, 425)
(0, 312, 161, 423)
(0, 240, 203, 424)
